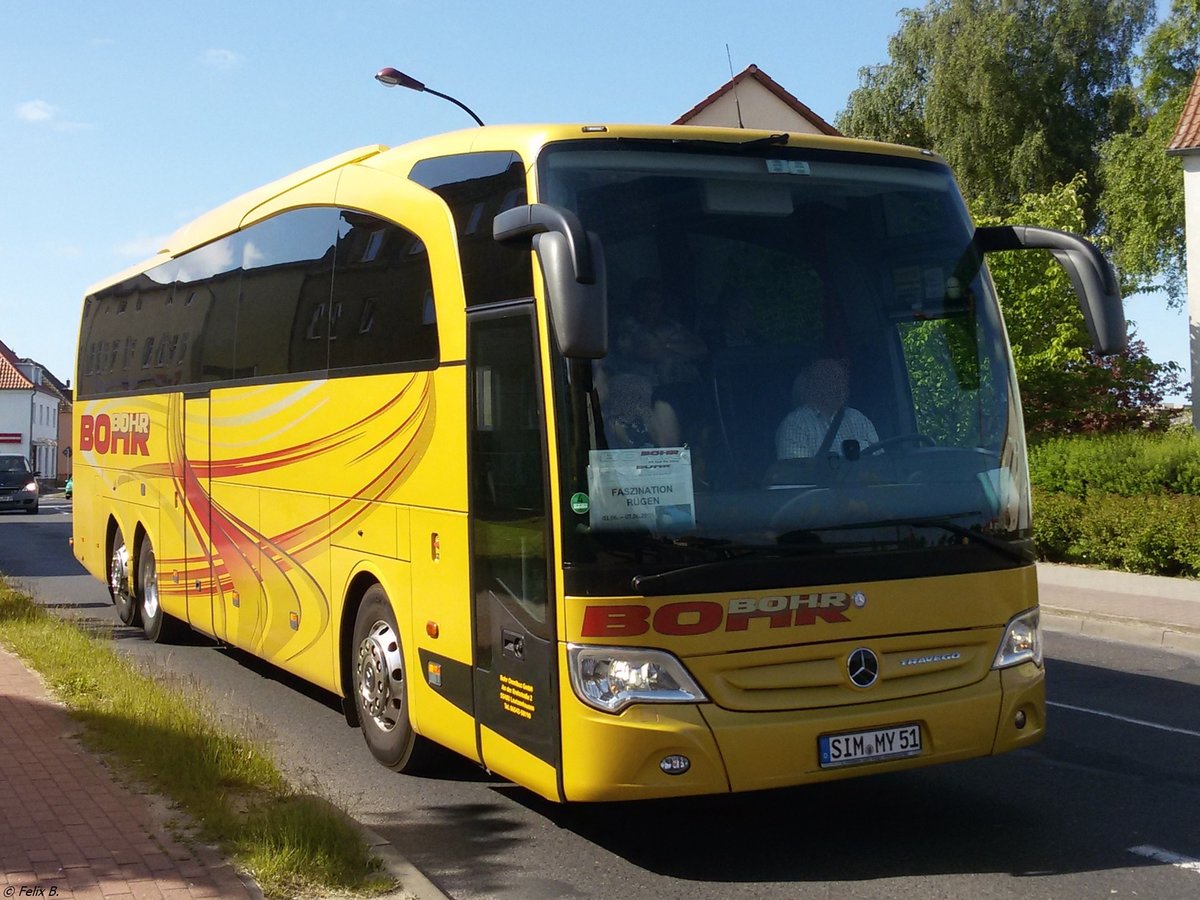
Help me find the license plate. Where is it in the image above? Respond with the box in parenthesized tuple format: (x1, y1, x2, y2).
(819, 723, 922, 768)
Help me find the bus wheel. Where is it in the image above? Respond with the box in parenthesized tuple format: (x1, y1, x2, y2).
(352, 585, 437, 772)
(108, 526, 140, 626)
(138, 538, 182, 643)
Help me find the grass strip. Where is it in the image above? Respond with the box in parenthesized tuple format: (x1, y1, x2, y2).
(0, 580, 395, 899)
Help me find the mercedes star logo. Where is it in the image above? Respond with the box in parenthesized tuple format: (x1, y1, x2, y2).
(847, 647, 879, 688)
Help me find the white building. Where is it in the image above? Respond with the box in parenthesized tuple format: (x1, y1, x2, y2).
(0, 339, 62, 481)
(1167, 70, 1200, 431)
(675, 64, 841, 135)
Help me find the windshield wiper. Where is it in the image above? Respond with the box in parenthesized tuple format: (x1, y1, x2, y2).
(799, 515, 1033, 564)
(630, 544, 828, 596)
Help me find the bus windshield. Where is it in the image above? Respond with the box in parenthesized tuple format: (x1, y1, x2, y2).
(538, 139, 1030, 594)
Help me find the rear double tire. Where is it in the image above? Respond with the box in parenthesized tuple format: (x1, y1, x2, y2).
(138, 537, 183, 643)
(108, 525, 140, 626)
(351, 585, 438, 773)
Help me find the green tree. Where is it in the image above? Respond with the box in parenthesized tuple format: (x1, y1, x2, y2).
(1098, 0, 1200, 305)
(837, 0, 1153, 224)
(983, 177, 1185, 434)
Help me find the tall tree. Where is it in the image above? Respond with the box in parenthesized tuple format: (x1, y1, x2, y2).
(1098, 0, 1200, 305)
(982, 177, 1186, 434)
(837, 0, 1153, 224)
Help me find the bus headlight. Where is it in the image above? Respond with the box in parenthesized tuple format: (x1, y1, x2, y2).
(567, 645, 707, 714)
(992, 608, 1043, 670)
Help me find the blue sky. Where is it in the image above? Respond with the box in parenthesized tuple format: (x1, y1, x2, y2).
(1, 1, 1187, 399)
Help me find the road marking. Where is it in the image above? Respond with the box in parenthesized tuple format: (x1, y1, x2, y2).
(1129, 845, 1200, 874)
(1047, 701, 1200, 739)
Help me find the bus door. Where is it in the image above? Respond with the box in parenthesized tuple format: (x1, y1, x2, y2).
(468, 306, 561, 792)
(183, 391, 217, 635)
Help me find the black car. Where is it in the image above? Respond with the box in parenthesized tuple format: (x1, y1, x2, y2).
(0, 455, 39, 514)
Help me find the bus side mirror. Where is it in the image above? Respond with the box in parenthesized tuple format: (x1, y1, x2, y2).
(974, 225, 1126, 355)
(494, 204, 608, 359)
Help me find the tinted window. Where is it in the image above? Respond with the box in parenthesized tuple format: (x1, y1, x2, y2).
(78, 206, 437, 398)
(79, 261, 184, 396)
(329, 211, 438, 370)
(175, 234, 244, 384)
(469, 308, 550, 636)
(410, 151, 532, 306)
(237, 208, 339, 378)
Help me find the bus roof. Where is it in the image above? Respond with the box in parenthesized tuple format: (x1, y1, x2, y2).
(85, 124, 942, 295)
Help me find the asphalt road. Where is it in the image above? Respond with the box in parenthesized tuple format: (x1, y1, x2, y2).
(3, 504, 1199, 899)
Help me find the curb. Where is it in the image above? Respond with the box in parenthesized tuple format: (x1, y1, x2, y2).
(358, 822, 451, 900)
(310, 796, 449, 900)
(1042, 607, 1200, 658)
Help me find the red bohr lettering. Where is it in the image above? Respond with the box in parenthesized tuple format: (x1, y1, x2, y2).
(581, 604, 650, 638)
(653, 600, 723, 636)
(80, 414, 112, 453)
(77, 412, 151, 456)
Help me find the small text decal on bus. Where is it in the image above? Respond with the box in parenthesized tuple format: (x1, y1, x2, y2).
(581, 593, 852, 638)
(79, 412, 151, 456)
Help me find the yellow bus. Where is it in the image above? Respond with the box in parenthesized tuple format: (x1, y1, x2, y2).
(73, 124, 1124, 802)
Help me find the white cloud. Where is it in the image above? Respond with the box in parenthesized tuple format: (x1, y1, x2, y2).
(15, 99, 91, 131)
(202, 49, 242, 71)
(16, 100, 57, 123)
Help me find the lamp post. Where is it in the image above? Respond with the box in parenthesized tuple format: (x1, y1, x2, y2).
(374, 67, 485, 127)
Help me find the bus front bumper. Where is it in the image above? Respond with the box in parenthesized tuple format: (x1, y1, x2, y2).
(559, 663, 1043, 802)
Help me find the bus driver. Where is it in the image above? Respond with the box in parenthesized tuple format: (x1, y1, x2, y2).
(775, 357, 878, 459)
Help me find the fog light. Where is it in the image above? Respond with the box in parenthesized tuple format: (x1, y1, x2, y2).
(660, 755, 690, 775)
(1015, 709, 1027, 730)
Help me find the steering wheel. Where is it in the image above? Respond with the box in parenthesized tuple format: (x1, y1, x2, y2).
(862, 433, 936, 456)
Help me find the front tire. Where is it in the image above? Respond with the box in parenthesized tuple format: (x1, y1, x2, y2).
(351, 585, 437, 772)
(108, 526, 140, 626)
(138, 537, 182, 642)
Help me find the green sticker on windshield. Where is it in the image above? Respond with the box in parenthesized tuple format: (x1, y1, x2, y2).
(570, 492, 590, 514)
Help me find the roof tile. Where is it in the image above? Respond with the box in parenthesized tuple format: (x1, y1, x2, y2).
(1168, 70, 1200, 153)
(0, 339, 35, 390)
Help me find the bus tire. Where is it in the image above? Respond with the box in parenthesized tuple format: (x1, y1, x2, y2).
(108, 525, 140, 626)
(138, 537, 182, 643)
(351, 585, 437, 773)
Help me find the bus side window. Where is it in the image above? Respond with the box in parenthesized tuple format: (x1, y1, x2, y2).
(329, 212, 438, 371)
(235, 208, 340, 379)
(409, 151, 533, 307)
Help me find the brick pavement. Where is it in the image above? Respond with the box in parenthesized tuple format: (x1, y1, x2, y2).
(0, 648, 259, 900)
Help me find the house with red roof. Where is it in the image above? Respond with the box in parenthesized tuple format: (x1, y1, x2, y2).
(675, 64, 841, 135)
(1167, 69, 1200, 431)
(0, 339, 68, 485)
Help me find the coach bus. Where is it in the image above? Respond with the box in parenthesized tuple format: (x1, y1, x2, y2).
(72, 124, 1124, 802)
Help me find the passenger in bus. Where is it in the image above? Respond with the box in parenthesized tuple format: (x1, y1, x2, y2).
(594, 365, 680, 449)
(775, 357, 878, 459)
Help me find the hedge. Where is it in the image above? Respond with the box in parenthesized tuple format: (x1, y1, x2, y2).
(1029, 429, 1200, 498)
(1032, 486, 1200, 577)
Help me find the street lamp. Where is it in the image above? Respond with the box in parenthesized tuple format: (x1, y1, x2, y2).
(374, 67, 485, 127)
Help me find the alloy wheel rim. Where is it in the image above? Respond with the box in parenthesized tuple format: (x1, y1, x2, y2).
(356, 620, 404, 732)
(142, 549, 159, 619)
